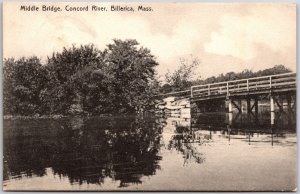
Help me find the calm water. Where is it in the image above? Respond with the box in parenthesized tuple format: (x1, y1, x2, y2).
(3, 113, 297, 191)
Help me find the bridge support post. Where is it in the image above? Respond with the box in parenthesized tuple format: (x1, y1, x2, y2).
(228, 99, 233, 125)
(246, 97, 259, 124)
(287, 94, 292, 124)
(270, 95, 275, 125)
(254, 98, 259, 124)
(247, 98, 251, 114)
(246, 98, 252, 124)
(228, 99, 233, 113)
(254, 98, 258, 118)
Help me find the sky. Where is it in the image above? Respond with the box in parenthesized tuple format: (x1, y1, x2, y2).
(3, 2, 296, 80)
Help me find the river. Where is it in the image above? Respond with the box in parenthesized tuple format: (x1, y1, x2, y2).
(3, 113, 297, 191)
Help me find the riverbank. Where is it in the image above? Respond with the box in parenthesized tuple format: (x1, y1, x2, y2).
(3, 113, 115, 120)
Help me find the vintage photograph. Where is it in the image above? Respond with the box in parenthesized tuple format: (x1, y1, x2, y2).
(3, 2, 297, 191)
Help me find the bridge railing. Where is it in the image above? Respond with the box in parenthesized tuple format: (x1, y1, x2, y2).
(191, 72, 296, 98)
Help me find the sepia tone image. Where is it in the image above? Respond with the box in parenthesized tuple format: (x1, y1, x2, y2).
(2, 2, 297, 191)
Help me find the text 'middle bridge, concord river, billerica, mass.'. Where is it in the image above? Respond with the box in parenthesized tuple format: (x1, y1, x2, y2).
(20, 5, 153, 12)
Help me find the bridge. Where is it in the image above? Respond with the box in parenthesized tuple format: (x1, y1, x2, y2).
(155, 72, 296, 127)
(190, 72, 296, 101)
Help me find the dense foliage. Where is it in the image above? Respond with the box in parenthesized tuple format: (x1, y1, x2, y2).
(4, 40, 159, 116)
(161, 64, 292, 93)
(193, 65, 292, 85)
(3, 57, 47, 115)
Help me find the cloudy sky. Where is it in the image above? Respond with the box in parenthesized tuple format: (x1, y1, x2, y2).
(4, 2, 296, 79)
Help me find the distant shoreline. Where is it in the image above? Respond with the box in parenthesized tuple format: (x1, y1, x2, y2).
(3, 114, 116, 120)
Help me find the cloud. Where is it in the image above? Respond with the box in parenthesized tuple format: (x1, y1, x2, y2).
(4, 4, 210, 76)
(204, 6, 296, 61)
(3, 3, 296, 78)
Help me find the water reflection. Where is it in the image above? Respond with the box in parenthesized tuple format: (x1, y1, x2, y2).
(3, 112, 297, 191)
(3, 116, 163, 187)
(163, 112, 296, 167)
(165, 117, 206, 166)
(192, 112, 296, 146)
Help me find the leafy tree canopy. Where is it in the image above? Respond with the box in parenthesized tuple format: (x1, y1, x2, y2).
(4, 39, 159, 116)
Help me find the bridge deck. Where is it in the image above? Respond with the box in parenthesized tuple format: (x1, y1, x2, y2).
(191, 72, 296, 101)
(155, 72, 296, 101)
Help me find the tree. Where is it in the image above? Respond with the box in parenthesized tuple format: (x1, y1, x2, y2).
(103, 39, 159, 113)
(3, 57, 46, 115)
(39, 40, 159, 115)
(256, 64, 291, 76)
(4, 40, 159, 116)
(39, 44, 106, 115)
(165, 56, 200, 91)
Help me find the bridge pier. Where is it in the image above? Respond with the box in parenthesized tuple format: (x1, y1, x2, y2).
(228, 99, 233, 125)
(228, 99, 233, 113)
(270, 95, 275, 125)
(246, 97, 259, 123)
(269, 92, 296, 127)
(226, 98, 239, 126)
(226, 97, 259, 126)
(287, 94, 293, 126)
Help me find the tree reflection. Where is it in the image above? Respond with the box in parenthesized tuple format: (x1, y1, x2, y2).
(3, 116, 163, 187)
(167, 121, 205, 166)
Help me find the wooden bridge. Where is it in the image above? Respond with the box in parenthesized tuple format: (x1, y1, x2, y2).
(158, 72, 296, 100)
(190, 72, 296, 101)
(156, 72, 296, 126)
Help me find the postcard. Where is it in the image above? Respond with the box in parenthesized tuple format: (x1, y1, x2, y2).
(3, 2, 297, 191)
